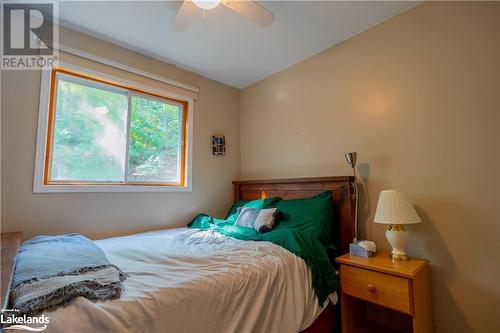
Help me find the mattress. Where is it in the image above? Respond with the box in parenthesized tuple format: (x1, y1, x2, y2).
(42, 228, 336, 333)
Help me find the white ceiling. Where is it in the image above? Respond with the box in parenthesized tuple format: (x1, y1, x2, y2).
(54, 1, 419, 89)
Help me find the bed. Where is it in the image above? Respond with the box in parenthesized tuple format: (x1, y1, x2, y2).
(232, 176, 355, 333)
(8, 176, 355, 333)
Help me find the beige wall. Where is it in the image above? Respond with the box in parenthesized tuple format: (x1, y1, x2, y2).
(1, 26, 240, 240)
(240, 2, 499, 332)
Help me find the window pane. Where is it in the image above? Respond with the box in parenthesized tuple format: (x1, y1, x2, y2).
(128, 95, 182, 183)
(50, 75, 128, 182)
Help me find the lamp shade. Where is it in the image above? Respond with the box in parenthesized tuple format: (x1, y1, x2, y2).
(374, 190, 422, 225)
(344, 152, 357, 169)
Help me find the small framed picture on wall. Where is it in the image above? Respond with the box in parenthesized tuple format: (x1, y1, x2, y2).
(212, 135, 226, 156)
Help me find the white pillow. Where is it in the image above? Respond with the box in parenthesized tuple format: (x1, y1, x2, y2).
(235, 207, 277, 232)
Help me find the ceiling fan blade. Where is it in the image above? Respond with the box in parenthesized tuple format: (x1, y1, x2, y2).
(171, 1, 198, 32)
(222, 0, 274, 26)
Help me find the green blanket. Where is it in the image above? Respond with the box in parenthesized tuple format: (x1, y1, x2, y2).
(188, 214, 338, 304)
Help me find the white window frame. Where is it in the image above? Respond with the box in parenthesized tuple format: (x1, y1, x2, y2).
(33, 62, 194, 193)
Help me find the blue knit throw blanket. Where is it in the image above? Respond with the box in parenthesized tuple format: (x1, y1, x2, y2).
(10, 234, 126, 316)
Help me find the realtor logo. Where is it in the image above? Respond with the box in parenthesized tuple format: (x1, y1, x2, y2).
(1, 1, 58, 69)
(1, 309, 49, 331)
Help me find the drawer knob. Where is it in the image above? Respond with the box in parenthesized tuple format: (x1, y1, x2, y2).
(367, 284, 376, 293)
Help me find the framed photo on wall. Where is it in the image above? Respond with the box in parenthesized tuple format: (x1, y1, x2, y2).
(212, 135, 225, 156)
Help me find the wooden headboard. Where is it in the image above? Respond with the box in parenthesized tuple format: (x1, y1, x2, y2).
(233, 176, 355, 255)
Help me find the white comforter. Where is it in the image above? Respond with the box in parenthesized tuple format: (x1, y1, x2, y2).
(43, 228, 332, 333)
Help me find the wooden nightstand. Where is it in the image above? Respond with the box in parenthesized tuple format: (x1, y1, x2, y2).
(336, 252, 432, 333)
(1, 232, 22, 308)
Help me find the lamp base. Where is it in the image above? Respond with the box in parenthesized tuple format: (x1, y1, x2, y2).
(389, 252, 409, 261)
(386, 224, 410, 261)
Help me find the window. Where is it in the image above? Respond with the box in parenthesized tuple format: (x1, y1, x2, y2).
(34, 66, 193, 192)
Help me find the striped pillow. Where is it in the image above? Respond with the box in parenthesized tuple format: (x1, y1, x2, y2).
(235, 207, 280, 233)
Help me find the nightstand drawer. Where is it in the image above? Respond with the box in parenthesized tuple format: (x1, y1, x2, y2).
(340, 265, 411, 314)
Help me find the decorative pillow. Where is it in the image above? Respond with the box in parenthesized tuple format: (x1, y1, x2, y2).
(274, 191, 333, 245)
(225, 197, 282, 222)
(235, 207, 281, 233)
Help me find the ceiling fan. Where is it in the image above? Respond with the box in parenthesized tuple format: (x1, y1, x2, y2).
(171, 0, 275, 31)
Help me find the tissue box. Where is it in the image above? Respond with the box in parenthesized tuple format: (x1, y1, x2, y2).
(349, 243, 375, 257)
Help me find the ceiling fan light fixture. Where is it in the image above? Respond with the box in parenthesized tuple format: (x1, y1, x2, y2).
(192, 0, 221, 10)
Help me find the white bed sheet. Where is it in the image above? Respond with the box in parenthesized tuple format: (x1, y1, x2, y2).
(43, 228, 335, 333)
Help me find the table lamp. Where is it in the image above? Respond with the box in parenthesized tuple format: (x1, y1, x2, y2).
(374, 189, 422, 261)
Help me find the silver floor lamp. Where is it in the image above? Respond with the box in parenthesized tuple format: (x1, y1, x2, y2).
(344, 152, 358, 243)
(344, 153, 376, 257)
